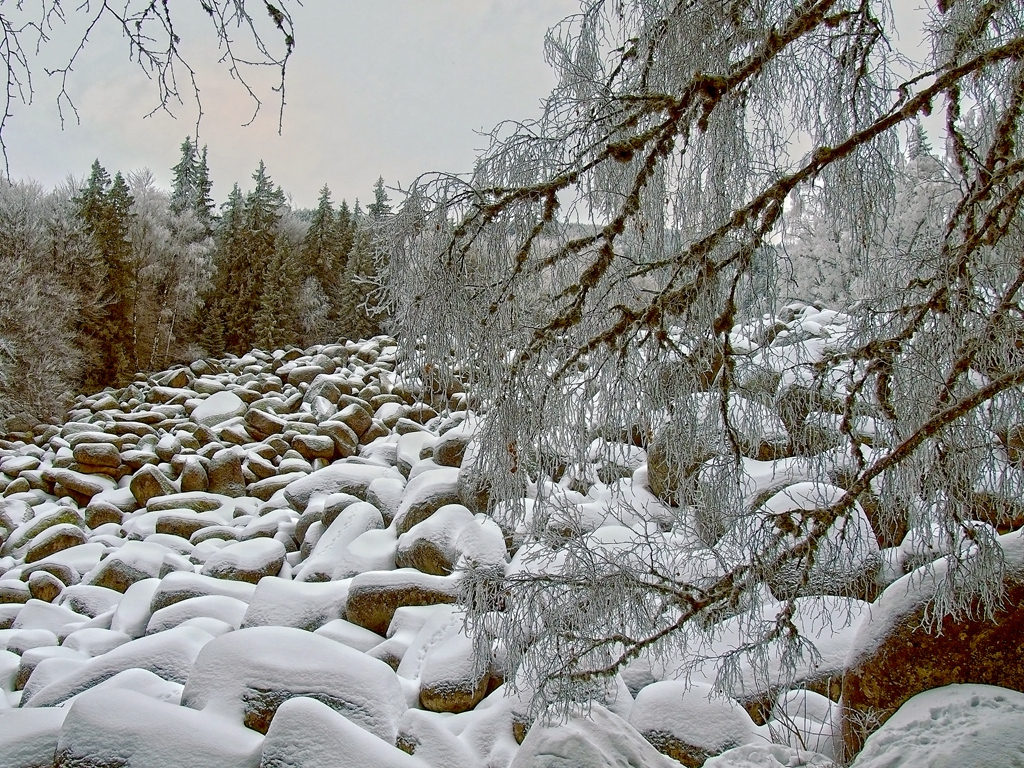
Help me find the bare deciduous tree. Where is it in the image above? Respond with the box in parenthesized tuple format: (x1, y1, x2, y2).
(383, 0, 1024, 727)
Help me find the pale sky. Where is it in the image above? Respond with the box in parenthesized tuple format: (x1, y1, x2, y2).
(3, 1, 579, 209)
(3, 1, 934, 211)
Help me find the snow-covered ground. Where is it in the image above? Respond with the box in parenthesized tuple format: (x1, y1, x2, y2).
(0, 324, 1020, 767)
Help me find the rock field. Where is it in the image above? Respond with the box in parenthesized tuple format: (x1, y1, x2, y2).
(0, 319, 1022, 767)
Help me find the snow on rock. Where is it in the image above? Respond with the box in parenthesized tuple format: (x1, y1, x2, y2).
(241, 576, 351, 631)
(260, 696, 428, 768)
(510, 702, 678, 768)
(395, 605, 489, 713)
(146, 594, 249, 634)
(397, 708, 479, 768)
(199, 537, 286, 584)
(149, 570, 257, 612)
(83, 540, 169, 593)
(180, 625, 407, 740)
(57, 584, 122, 618)
(454, 513, 508, 570)
(393, 467, 462, 535)
(21, 625, 214, 708)
(55, 688, 263, 768)
(191, 391, 248, 428)
(294, 501, 385, 582)
(849, 684, 1024, 768)
(283, 462, 404, 511)
(676, 596, 870, 701)
(628, 680, 764, 765)
(368, 604, 453, 671)
(61, 627, 132, 657)
(109, 577, 161, 638)
(766, 688, 841, 759)
(703, 744, 837, 767)
(11, 599, 86, 635)
(0, 707, 68, 768)
(346, 569, 460, 636)
(313, 618, 386, 652)
(61, 667, 184, 707)
(841, 529, 1024, 755)
(396, 504, 476, 575)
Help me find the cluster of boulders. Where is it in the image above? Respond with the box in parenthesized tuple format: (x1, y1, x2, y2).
(0, 316, 1021, 767)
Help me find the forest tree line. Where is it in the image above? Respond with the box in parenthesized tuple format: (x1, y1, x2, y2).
(0, 138, 390, 424)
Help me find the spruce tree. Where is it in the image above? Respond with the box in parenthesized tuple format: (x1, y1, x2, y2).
(195, 145, 215, 235)
(202, 183, 246, 355)
(74, 161, 137, 389)
(169, 137, 198, 218)
(367, 176, 392, 219)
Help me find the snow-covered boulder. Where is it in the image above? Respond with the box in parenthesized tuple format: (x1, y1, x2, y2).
(396, 504, 475, 575)
(146, 594, 249, 634)
(510, 702, 677, 768)
(396, 708, 479, 768)
(703, 744, 835, 767)
(849, 684, 1024, 768)
(55, 688, 263, 768)
(22, 625, 214, 708)
(149, 570, 257, 612)
(393, 467, 462, 535)
(395, 605, 489, 714)
(716, 482, 880, 600)
(841, 530, 1024, 755)
(0, 707, 68, 768)
(293, 500, 385, 582)
(180, 626, 407, 741)
(260, 696, 427, 768)
(283, 462, 404, 511)
(241, 576, 350, 631)
(199, 537, 286, 584)
(84, 540, 169, 593)
(628, 680, 764, 765)
(191, 390, 248, 428)
(346, 570, 460, 635)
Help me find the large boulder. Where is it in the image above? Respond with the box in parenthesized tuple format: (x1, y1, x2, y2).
(260, 696, 427, 768)
(129, 465, 177, 507)
(21, 625, 214, 708)
(345, 570, 460, 635)
(848, 684, 1024, 768)
(200, 538, 286, 584)
(0, 707, 69, 768)
(510, 702, 677, 768)
(241, 577, 351, 631)
(395, 605, 489, 714)
(181, 626, 407, 740)
(283, 463, 404, 511)
(628, 681, 762, 766)
(396, 504, 475, 576)
(841, 530, 1024, 756)
(54, 688, 263, 768)
(392, 467, 461, 535)
(192, 391, 248, 428)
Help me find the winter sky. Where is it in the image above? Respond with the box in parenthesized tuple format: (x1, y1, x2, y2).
(4, 1, 931, 210)
(3, 1, 578, 209)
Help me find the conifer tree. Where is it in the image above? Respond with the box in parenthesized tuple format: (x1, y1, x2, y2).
(75, 161, 137, 388)
(203, 162, 289, 354)
(195, 145, 215, 235)
(170, 138, 216, 236)
(367, 176, 392, 219)
(169, 137, 198, 218)
(203, 182, 245, 355)
(336, 198, 354, 263)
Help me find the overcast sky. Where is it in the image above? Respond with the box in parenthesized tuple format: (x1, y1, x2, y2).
(3, 1, 933, 211)
(3, 1, 579, 209)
